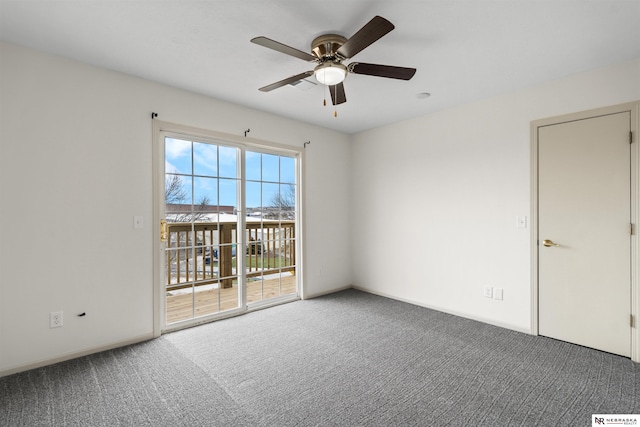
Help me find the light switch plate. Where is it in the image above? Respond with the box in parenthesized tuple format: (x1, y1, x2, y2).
(517, 216, 527, 229)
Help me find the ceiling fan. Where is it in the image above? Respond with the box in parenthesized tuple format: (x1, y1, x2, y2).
(251, 16, 417, 106)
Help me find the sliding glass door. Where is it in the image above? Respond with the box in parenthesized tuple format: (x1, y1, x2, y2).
(157, 128, 300, 329)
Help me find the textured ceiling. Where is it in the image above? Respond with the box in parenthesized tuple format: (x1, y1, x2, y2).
(1, 0, 639, 134)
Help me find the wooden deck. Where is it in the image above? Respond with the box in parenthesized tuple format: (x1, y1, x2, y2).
(166, 273, 297, 324)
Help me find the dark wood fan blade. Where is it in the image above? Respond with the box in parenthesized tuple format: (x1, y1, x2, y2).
(350, 62, 416, 80)
(336, 16, 394, 59)
(259, 71, 314, 92)
(251, 36, 317, 62)
(329, 82, 346, 105)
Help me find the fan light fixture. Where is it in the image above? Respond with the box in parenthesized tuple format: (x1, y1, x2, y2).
(252, 16, 417, 106)
(314, 62, 347, 86)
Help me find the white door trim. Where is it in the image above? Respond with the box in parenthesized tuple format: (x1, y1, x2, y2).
(530, 101, 639, 362)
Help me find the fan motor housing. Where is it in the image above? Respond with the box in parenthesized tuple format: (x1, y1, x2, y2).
(311, 34, 347, 61)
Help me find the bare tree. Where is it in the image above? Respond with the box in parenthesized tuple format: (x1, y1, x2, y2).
(164, 175, 213, 270)
(268, 184, 296, 219)
(165, 174, 211, 223)
(165, 174, 187, 205)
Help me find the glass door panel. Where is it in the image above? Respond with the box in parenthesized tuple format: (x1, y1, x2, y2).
(164, 137, 240, 325)
(245, 151, 297, 305)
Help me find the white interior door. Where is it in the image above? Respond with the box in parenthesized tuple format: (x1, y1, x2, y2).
(538, 112, 631, 357)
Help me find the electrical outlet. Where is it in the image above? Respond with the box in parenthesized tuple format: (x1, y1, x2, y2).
(483, 286, 493, 298)
(50, 311, 63, 328)
(493, 288, 504, 300)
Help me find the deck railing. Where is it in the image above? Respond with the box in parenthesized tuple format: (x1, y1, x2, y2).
(166, 220, 295, 290)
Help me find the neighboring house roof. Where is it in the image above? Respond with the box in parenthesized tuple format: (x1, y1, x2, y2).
(166, 204, 235, 214)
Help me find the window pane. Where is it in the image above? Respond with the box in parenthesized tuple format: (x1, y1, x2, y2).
(246, 151, 261, 181)
(194, 284, 221, 318)
(165, 174, 193, 207)
(219, 146, 237, 178)
(280, 156, 295, 184)
(262, 182, 279, 214)
(262, 154, 279, 182)
(193, 142, 218, 177)
(193, 176, 218, 212)
(219, 178, 238, 210)
(166, 287, 194, 324)
(279, 184, 296, 219)
(246, 181, 261, 209)
(165, 138, 192, 175)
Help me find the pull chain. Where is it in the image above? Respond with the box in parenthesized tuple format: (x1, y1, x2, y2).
(323, 69, 327, 106)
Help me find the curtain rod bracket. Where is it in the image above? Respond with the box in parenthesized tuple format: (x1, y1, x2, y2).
(304, 141, 311, 148)
(244, 128, 250, 137)
(151, 112, 158, 119)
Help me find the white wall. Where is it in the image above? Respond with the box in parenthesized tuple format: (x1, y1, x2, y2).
(2, 40, 638, 375)
(350, 58, 640, 333)
(0, 42, 351, 374)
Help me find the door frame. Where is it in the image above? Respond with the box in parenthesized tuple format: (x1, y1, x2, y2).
(151, 120, 305, 337)
(530, 101, 639, 362)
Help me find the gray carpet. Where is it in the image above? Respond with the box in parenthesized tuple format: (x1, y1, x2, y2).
(1, 289, 638, 426)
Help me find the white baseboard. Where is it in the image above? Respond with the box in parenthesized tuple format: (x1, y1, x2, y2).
(352, 285, 531, 335)
(1, 286, 534, 378)
(0, 333, 155, 378)
(303, 284, 353, 300)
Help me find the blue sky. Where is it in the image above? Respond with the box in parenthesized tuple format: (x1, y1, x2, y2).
(165, 137, 295, 209)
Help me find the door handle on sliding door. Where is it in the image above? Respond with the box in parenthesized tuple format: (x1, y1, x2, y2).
(160, 220, 168, 242)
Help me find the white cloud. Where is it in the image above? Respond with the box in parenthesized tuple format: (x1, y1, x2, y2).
(165, 137, 191, 159)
